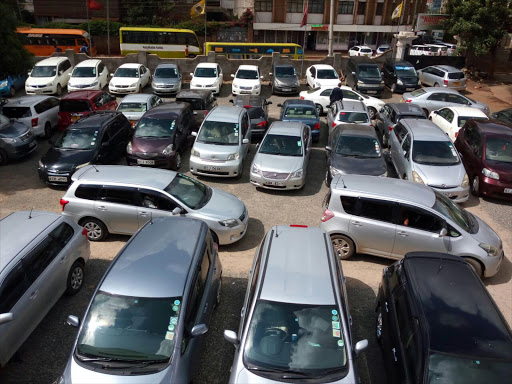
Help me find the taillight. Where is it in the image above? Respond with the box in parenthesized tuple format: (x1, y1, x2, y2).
(290, 224, 308, 228)
(321, 209, 335, 222)
(332, 121, 336, 128)
(358, 53, 360, 56)
(203, 110, 208, 117)
(81, 227, 88, 236)
(31, 118, 38, 127)
(257, 120, 267, 127)
(405, 99, 412, 103)
(388, 125, 394, 131)
(314, 123, 320, 130)
(300, 96, 305, 100)
(455, 131, 458, 138)
(443, 80, 448, 85)
(243, 105, 252, 109)
(60, 198, 69, 211)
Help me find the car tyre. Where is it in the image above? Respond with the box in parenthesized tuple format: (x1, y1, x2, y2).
(471, 175, 481, 196)
(390, 83, 397, 93)
(422, 108, 429, 117)
(325, 170, 332, 187)
(434, 82, 440, 87)
(236, 163, 243, 179)
(80, 217, 108, 241)
(315, 104, 323, 116)
(10, 86, 16, 97)
(56, 84, 62, 96)
(44, 122, 52, 139)
(465, 257, 483, 278)
(173, 151, 182, 171)
(0, 149, 8, 166)
(330, 234, 355, 260)
(66, 260, 85, 296)
(368, 107, 377, 120)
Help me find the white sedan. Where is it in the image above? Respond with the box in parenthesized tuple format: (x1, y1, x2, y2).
(348, 46, 373, 57)
(300, 86, 385, 119)
(109, 63, 151, 94)
(429, 106, 489, 142)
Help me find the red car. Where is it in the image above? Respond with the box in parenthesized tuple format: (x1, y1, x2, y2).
(58, 90, 117, 130)
(455, 119, 512, 200)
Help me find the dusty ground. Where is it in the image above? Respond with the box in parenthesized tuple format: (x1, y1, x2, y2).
(0, 77, 510, 384)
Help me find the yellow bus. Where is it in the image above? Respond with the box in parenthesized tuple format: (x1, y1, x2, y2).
(119, 27, 201, 58)
(16, 27, 93, 56)
(205, 42, 304, 59)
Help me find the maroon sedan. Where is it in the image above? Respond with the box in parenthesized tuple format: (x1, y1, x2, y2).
(58, 90, 117, 130)
(455, 119, 512, 200)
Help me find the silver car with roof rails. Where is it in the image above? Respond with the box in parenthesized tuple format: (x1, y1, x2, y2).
(320, 174, 504, 278)
(60, 165, 248, 245)
(151, 63, 182, 95)
(116, 93, 163, 128)
(224, 225, 368, 383)
(327, 100, 371, 134)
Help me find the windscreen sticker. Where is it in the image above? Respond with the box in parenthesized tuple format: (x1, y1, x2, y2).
(171, 120, 176, 130)
(165, 331, 175, 341)
(71, 143, 79, 148)
(168, 324, 175, 331)
(234, 132, 239, 137)
(449, 143, 457, 156)
(332, 315, 339, 321)
(172, 305, 179, 311)
(90, 142, 95, 146)
(170, 316, 178, 325)
(308, 342, 321, 347)
(333, 329, 341, 338)
(174, 300, 181, 305)
(338, 340, 344, 347)
(332, 321, 340, 330)
(332, 309, 338, 315)
(297, 141, 302, 147)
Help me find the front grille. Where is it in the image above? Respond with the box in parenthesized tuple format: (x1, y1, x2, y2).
(199, 169, 229, 176)
(240, 86, 252, 90)
(116, 85, 129, 88)
(262, 171, 289, 180)
(364, 84, 381, 88)
(158, 84, 174, 88)
(30, 85, 46, 89)
(429, 184, 458, 189)
(48, 169, 70, 175)
(134, 152, 159, 157)
(19, 131, 32, 141)
(200, 157, 225, 163)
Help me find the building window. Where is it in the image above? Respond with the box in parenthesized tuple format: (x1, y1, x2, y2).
(309, 0, 325, 13)
(357, 1, 366, 15)
(376, 2, 384, 15)
(338, 1, 354, 14)
(255, 0, 272, 12)
(287, 0, 304, 13)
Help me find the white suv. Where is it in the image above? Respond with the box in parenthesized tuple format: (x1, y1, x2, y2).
(68, 59, 109, 91)
(25, 57, 73, 96)
(231, 65, 262, 95)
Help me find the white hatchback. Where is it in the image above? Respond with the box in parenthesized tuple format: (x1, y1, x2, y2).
(305, 64, 340, 89)
(108, 63, 151, 94)
(68, 59, 109, 91)
(231, 65, 262, 95)
(429, 106, 489, 142)
(349, 45, 373, 57)
(25, 57, 73, 96)
(190, 63, 223, 94)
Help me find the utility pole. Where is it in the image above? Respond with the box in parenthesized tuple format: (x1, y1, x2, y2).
(328, 0, 334, 56)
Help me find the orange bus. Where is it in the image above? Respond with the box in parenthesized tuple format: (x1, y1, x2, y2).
(16, 28, 95, 56)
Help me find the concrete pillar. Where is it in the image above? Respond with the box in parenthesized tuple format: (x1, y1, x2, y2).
(207, 51, 216, 63)
(394, 31, 416, 60)
(137, 51, 148, 67)
(271, 52, 281, 66)
(333, 52, 342, 70)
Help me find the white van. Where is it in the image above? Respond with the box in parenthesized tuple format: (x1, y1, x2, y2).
(25, 57, 73, 96)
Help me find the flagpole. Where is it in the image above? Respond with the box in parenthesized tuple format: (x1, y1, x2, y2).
(85, 0, 93, 58)
(300, 3, 308, 78)
(107, 0, 110, 56)
(204, 7, 207, 54)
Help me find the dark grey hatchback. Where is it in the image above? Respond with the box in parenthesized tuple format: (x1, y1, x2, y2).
(0, 113, 37, 165)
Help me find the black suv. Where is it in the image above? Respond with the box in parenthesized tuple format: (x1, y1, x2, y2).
(375, 103, 426, 146)
(175, 89, 217, 126)
(38, 111, 131, 186)
(230, 95, 271, 137)
(343, 58, 384, 97)
(376, 252, 512, 384)
(382, 58, 420, 93)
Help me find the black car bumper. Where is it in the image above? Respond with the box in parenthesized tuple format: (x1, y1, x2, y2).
(38, 168, 73, 186)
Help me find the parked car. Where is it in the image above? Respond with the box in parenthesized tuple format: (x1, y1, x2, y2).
(376, 252, 512, 383)
(319, 174, 503, 278)
(375, 44, 390, 55)
(67, 59, 109, 92)
(152, 63, 182, 95)
(250, 121, 311, 190)
(325, 124, 387, 186)
(277, 99, 321, 142)
(0, 74, 28, 97)
(224, 225, 368, 384)
(349, 45, 373, 57)
(0, 210, 90, 367)
(190, 106, 251, 178)
(490, 107, 512, 126)
(299, 86, 384, 118)
(190, 63, 223, 94)
(388, 118, 470, 203)
(409, 45, 438, 56)
(434, 41, 457, 55)
(429, 106, 489, 142)
(306, 64, 340, 89)
(402, 88, 490, 116)
(327, 99, 371, 133)
(417, 65, 466, 90)
(176, 89, 217, 126)
(269, 62, 300, 95)
(230, 95, 271, 136)
(25, 57, 73, 96)
(455, 119, 512, 200)
(382, 59, 421, 93)
(39, 111, 131, 186)
(58, 90, 118, 131)
(343, 58, 385, 97)
(0, 113, 37, 165)
(108, 63, 151, 94)
(127, 102, 198, 171)
(60, 165, 249, 245)
(61, 217, 221, 384)
(424, 43, 448, 56)
(117, 93, 163, 128)
(375, 103, 426, 147)
(1, 95, 59, 138)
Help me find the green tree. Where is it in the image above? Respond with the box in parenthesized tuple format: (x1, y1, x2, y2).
(441, 0, 512, 77)
(0, 5, 33, 78)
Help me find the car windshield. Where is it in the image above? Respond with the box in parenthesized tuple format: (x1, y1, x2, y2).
(197, 120, 239, 145)
(336, 135, 381, 158)
(358, 66, 381, 78)
(259, 134, 303, 156)
(428, 352, 512, 384)
(164, 174, 210, 210)
(118, 102, 147, 113)
(336, 111, 369, 124)
(154, 67, 178, 78)
(432, 191, 472, 232)
(457, 116, 487, 128)
(485, 136, 512, 163)
(31, 66, 56, 77)
(317, 69, 338, 79)
(2, 106, 31, 118)
(135, 117, 175, 139)
(54, 129, 99, 150)
(307, 87, 321, 94)
(236, 69, 258, 79)
(400, 114, 426, 120)
(284, 106, 317, 119)
(411, 89, 426, 97)
(276, 66, 296, 77)
(243, 300, 347, 377)
(76, 291, 181, 363)
(176, 98, 205, 110)
(448, 72, 465, 80)
(395, 66, 417, 76)
(115, 68, 139, 78)
(0, 114, 10, 127)
(72, 67, 96, 78)
(194, 67, 217, 77)
(412, 140, 459, 165)
(59, 100, 92, 113)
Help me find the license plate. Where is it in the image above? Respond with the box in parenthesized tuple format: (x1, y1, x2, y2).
(367, 91, 377, 94)
(241, 91, 251, 94)
(505, 188, 512, 194)
(205, 166, 221, 171)
(406, 88, 414, 91)
(137, 159, 155, 165)
(265, 181, 284, 187)
(283, 88, 292, 92)
(48, 176, 67, 182)
(454, 82, 460, 86)
(35, 89, 43, 94)
(71, 115, 81, 123)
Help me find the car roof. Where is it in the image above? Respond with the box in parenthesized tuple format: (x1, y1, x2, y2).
(332, 174, 436, 207)
(207, 106, 244, 121)
(403, 252, 512, 359)
(0, 211, 61, 272)
(71, 111, 119, 129)
(5, 96, 55, 107)
(72, 165, 176, 189)
(233, 95, 265, 107)
(283, 99, 315, 107)
(311, 64, 335, 69)
(117, 63, 141, 69)
(415, 87, 461, 94)
(474, 120, 512, 136)
(400, 119, 448, 140)
(61, 90, 103, 101)
(336, 124, 377, 138)
(176, 89, 212, 99)
(428, 65, 462, 72)
(442, 106, 488, 117)
(35, 57, 69, 65)
(156, 63, 178, 69)
(99, 217, 208, 297)
(274, 62, 294, 68)
(142, 102, 189, 118)
(196, 63, 217, 68)
(259, 226, 335, 305)
(387, 103, 425, 115)
(238, 65, 258, 71)
(338, 99, 366, 112)
(267, 121, 304, 135)
(75, 59, 101, 67)
(119, 94, 154, 103)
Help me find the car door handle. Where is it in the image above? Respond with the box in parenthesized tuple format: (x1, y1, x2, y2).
(352, 221, 362, 227)
(397, 231, 408, 237)
(392, 347, 398, 362)
(30, 290, 38, 300)
(97, 206, 107, 211)
(139, 211, 149, 217)
(203, 302, 208, 314)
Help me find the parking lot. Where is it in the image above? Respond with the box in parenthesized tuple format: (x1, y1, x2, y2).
(1, 80, 511, 384)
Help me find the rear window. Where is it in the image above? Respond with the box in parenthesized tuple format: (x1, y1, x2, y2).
(176, 98, 205, 110)
(2, 106, 31, 118)
(448, 72, 465, 80)
(60, 100, 92, 113)
(411, 89, 426, 97)
(341, 196, 358, 214)
(248, 107, 264, 119)
(336, 111, 369, 124)
(75, 184, 102, 200)
(361, 48, 372, 53)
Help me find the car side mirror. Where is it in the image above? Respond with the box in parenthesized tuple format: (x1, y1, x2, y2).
(352, 72, 356, 75)
(242, 138, 249, 144)
(67, 315, 80, 328)
(229, 99, 234, 104)
(109, 73, 114, 77)
(191, 324, 208, 337)
(379, 108, 384, 113)
(101, 141, 111, 148)
(438, 228, 448, 237)
(191, 131, 197, 137)
(172, 207, 183, 215)
(381, 72, 384, 76)
(403, 150, 409, 158)
(260, 75, 264, 79)
(267, 101, 272, 105)
(325, 146, 332, 152)
(193, 111, 198, 115)
(354, 339, 368, 356)
(224, 330, 239, 345)
(0, 313, 13, 325)
(28, 71, 32, 76)
(231, 74, 235, 78)
(433, 110, 439, 114)
(189, 72, 194, 77)
(269, 72, 273, 76)
(277, 103, 283, 107)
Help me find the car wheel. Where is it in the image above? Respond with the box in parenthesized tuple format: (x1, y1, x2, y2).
(368, 107, 377, 120)
(56, 84, 62, 96)
(434, 82, 440, 87)
(66, 260, 85, 296)
(376, 305, 383, 347)
(330, 234, 355, 260)
(80, 217, 108, 241)
(10, 86, 16, 97)
(0, 149, 8, 166)
(465, 258, 483, 278)
(315, 104, 323, 116)
(44, 122, 52, 139)
(422, 108, 429, 117)
(325, 170, 332, 187)
(236, 163, 243, 179)
(173, 151, 182, 171)
(471, 175, 481, 196)
(391, 83, 397, 93)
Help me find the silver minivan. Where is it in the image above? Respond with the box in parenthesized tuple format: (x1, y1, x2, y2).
(319, 174, 504, 278)
(0, 211, 90, 367)
(190, 106, 251, 178)
(224, 225, 368, 383)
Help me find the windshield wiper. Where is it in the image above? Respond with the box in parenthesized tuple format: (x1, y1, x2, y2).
(247, 366, 311, 379)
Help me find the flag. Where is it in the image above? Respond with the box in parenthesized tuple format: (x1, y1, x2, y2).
(391, 2, 403, 20)
(87, 0, 103, 10)
(300, 0, 309, 28)
(190, 0, 206, 18)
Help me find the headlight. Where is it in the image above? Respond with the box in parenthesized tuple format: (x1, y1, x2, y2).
(315, 82, 321, 87)
(251, 164, 260, 174)
(479, 243, 499, 257)
(191, 148, 200, 157)
(233, 83, 239, 88)
(227, 152, 240, 161)
(412, 171, 424, 184)
(255, 84, 261, 88)
(126, 142, 132, 154)
(418, 79, 422, 85)
(75, 162, 90, 170)
(47, 82, 53, 86)
(219, 218, 239, 228)
(130, 82, 137, 87)
(397, 79, 403, 85)
(482, 168, 499, 180)
(162, 144, 174, 155)
(38, 160, 44, 168)
(380, 81, 385, 85)
(292, 168, 303, 178)
(1, 137, 16, 143)
(329, 166, 341, 176)
(461, 173, 469, 188)
(91, 80, 99, 86)
(0, 80, 7, 87)
(357, 80, 363, 85)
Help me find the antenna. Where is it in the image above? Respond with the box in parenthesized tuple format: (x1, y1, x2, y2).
(341, 178, 347, 188)
(28, 207, 33, 219)
(91, 164, 99, 172)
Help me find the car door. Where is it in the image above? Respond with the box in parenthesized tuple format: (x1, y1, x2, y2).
(142, 65, 151, 87)
(137, 188, 181, 227)
(445, 93, 470, 108)
(46, 97, 60, 128)
(240, 112, 251, 158)
(383, 63, 394, 87)
(174, 113, 190, 153)
(217, 65, 223, 84)
(425, 92, 446, 113)
(98, 62, 108, 88)
(94, 186, 139, 234)
(431, 108, 453, 137)
(104, 92, 117, 110)
(319, 88, 333, 109)
(106, 118, 127, 158)
(302, 126, 311, 174)
(458, 124, 483, 181)
(389, 123, 408, 173)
